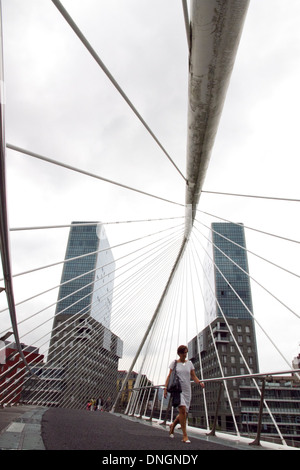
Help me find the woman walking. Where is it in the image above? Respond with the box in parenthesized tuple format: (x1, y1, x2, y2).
(164, 345, 204, 443)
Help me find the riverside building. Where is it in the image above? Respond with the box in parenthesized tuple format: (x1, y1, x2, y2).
(189, 222, 259, 432)
(46, 222, 123, 408)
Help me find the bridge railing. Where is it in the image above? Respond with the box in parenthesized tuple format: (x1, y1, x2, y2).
(114, 369, 300, 450)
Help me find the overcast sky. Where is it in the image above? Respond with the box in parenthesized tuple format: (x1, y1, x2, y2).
(0, 0, 299, 377)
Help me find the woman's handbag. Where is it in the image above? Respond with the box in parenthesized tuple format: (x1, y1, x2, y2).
(167, 360, 182, 394)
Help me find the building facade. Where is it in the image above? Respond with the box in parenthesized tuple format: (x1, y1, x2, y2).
(240, 374, 300, 447)
(47, 222, 122, 408)
(53, 222, 115, 329)
(116, 370, 138, 412)
(0, 340, 44, 406)
(189, 222, 259, 432)
(203, 222, 255, 326)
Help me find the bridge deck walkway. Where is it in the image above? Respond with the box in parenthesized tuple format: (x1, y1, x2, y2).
(0, 405, 284, 452)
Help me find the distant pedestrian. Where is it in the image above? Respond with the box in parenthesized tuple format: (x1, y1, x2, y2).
(89, 399, 96, 411)
(96, 396, 104, 411)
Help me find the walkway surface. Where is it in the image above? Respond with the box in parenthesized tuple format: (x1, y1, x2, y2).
(0, 404, 266, 452)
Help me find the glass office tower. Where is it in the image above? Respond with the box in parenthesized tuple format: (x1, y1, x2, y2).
(204, 222, 254, 326)
(55, 221, 115, 329)
(189, 222, 259, 433)
(47, 222, 122, 408)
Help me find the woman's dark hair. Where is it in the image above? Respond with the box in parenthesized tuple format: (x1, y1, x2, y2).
(177, 345, 188, 355)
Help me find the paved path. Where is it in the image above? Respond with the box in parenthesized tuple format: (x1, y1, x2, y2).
(41, 407, 241, 451)
(0, 405, 260, 452)
(0, 405, 45, 450)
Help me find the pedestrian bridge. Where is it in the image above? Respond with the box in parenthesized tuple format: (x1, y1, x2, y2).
(0, 404, 296, 451)
(0, 1, 299, 451)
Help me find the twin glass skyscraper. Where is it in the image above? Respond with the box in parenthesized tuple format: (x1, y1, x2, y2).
(48, 222, 122, 408)
(203, 222, 254, 325)
(189, 222, 259, 432)
(55, 222, 115, 329)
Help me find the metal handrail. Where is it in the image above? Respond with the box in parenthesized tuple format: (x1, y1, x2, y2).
(128, 368, 300, 390)
(116, 368, 300, 449)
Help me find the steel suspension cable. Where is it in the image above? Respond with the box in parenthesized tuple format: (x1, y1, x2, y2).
(201, 190, 300, 203)
(0, 226, 183, 376)
(0, 221, 185, 282)
(0, 222, 185, 327)
(9, 217, 184, 233)
(197, 208, 300, 245)
(50, 0, 186, 182)
(193, 224, 299, 321)
(195, 218, 299, 279)
(0, 232, 180, 356)
(188, 238, 239, 434)
(2, 232, 183, 405)
(50, 239, 182, 407)
(186, 245, 209, 430)
(6, 143, 184, 209)
(192, 227, 300, 378)
(144, 248, 187, 385)
(189, 232, 287, 445)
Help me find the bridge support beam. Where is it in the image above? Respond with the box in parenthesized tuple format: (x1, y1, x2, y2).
(185, 0, 250, 226)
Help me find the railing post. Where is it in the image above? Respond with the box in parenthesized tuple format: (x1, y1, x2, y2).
(249, 378, 266, 447)
(207, 382, 223, 437)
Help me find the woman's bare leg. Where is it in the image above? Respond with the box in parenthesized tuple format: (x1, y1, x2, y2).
(170, 414, 179, 435)
(178, 406, 189, 442)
